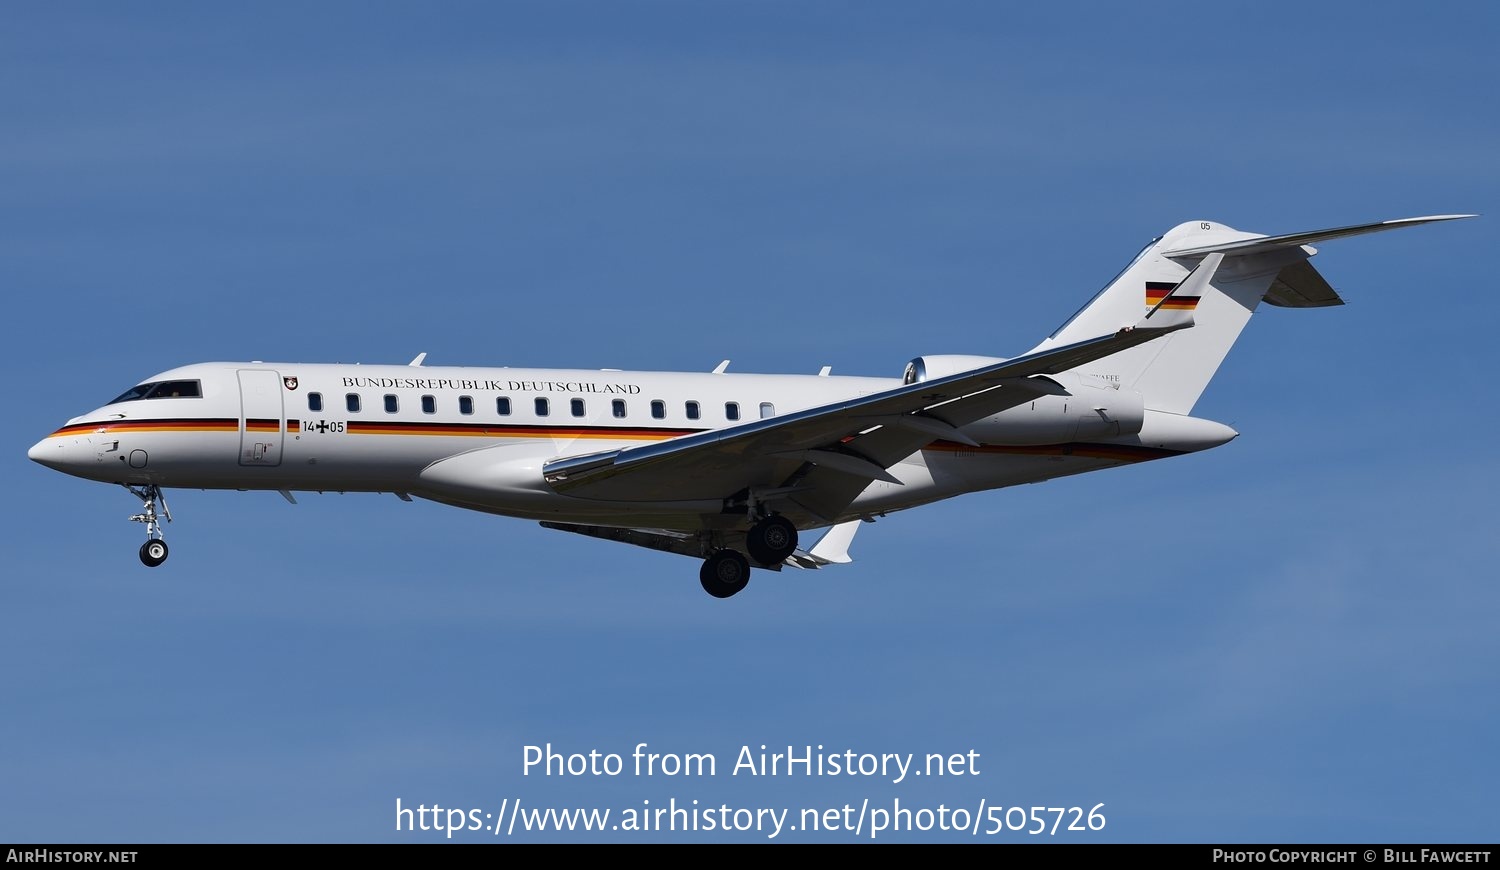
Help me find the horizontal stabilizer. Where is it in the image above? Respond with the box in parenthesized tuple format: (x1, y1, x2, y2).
(1162, 214, 1475, 259)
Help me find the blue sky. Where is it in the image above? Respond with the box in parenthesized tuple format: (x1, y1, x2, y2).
(3, 1, 1496, 843)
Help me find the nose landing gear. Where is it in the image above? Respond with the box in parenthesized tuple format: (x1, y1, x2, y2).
(125, 484, 172, 567)
(139, 538, 169, 568)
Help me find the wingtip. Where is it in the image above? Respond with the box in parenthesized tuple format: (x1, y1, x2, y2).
(1395, 214, 1479, 223)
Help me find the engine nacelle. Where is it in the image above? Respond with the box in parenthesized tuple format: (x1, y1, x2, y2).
(964, 372, 1144, 445)
(901, 356, 1144, 444)
(902, 355, 1008, 385)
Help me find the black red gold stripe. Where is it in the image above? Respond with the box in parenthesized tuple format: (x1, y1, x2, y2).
(48, 418, 1186, 462)
(50, 418, 287, 438)
(1146, 280, 1200, 310)
(47, 418, 239, 437)
(49, 417, 705, 441)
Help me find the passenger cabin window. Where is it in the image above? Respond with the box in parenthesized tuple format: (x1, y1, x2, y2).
(571, 398, 586, 417)
(109, 380, 203, 404)
(535, 397, 550, 416)
(612, 399, 627, 419)
(346, 393, 361, 413)
(685, 401, 700, 421)
(760, 402, 775, 418)
(384, 394, 399, 413)
(459, 396, 474, 415)
(308, 392, 323, 412)
(421, 395, 436, 415)
(497, 397, 512, 416)
(651, 400, 666, 420)
(725, 402, 740, 421)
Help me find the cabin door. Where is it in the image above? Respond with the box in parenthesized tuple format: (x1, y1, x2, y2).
(238, 369, 285, 467)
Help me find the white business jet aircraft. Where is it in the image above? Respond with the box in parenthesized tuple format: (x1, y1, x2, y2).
(29, 215, 1471, 597)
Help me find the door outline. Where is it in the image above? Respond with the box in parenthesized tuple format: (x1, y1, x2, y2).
(238, 369, 284, 467)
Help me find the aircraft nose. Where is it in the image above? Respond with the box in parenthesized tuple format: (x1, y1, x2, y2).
(29, 434, 76, 472)
(30, 436, 57, 468)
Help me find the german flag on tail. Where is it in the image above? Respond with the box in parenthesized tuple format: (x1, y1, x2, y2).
(1146, 281, 1201, 311)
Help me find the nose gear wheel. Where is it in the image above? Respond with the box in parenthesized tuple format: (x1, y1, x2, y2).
(125, 484, 172, 567)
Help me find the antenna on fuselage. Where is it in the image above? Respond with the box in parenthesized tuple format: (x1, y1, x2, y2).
(408, 352, 427, 367)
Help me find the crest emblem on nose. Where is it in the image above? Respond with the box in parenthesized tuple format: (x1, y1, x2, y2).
(283, 376, 299, 391)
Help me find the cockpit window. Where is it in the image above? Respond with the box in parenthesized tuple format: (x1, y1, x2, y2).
(109, 383, 156, 403)
(109, 380, 202, 404)
(145, 380, 202, 399)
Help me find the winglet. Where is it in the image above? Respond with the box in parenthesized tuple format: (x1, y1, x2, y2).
(1134, 252, 1223, 332)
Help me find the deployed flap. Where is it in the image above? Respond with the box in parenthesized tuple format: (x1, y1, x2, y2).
(540, 518, 864, 569)
(539, 522, 707, 559)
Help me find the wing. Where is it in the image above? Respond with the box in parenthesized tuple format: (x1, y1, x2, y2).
(541, 255, 1221, 524)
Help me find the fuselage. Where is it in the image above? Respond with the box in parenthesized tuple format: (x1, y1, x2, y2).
(29, 360, 1237, 531)
(26, 216, 1464, 593)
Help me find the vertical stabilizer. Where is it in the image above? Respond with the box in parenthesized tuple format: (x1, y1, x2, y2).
(1029, 221, 1289, 413)
(1028, 215, 1473, 414)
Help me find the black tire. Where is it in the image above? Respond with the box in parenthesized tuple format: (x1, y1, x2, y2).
(699, 550, 750, 599)
(139, 539, 169, 568)
(745, 514, 798, 566)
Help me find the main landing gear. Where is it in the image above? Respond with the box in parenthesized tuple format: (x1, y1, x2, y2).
(125, 484, 172, 567)
(700, 549, 749, 599)
(744, 514, 797, 567)
(698, 514, 799, 599)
